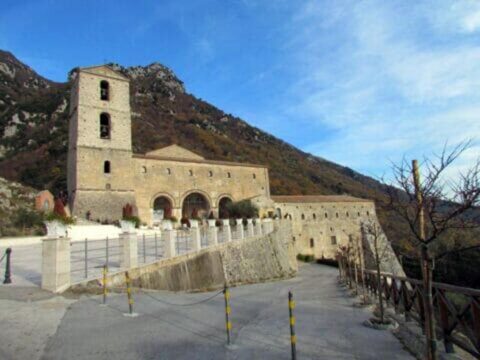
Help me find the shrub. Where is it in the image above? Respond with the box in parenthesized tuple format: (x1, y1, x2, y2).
(122, 215, 141, 228)
(226, 200, 258, 219)
(45, 211, 75, 225)
(13, 208, 44, 230)
(297, 254, 315, 262)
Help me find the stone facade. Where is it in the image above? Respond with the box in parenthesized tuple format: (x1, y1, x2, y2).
(272, 195, 377, 260)
(67, 66, 269, 224)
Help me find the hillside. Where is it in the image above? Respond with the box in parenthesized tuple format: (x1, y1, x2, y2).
(0, 50, 415, 245)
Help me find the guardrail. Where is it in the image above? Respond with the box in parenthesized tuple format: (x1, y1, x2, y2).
(342, 259, 480, 358)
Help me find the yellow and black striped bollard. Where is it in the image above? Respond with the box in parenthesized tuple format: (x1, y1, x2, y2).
(288, 291, 297, 360)
(223, 284, 232, 345)
(102, 265, 108, 305)
(125, 271, 134, 315)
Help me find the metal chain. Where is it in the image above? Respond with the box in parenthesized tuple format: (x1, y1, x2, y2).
(0, 252, 7, 265)
(140, 289, 223, 307)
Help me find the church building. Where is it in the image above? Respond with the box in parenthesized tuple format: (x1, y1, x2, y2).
(67, 65, 382, 262)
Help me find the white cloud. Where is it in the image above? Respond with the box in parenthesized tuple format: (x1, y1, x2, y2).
(278, 0, 480, 178)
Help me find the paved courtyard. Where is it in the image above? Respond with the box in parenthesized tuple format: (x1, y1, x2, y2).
(0, 262, 412, 360)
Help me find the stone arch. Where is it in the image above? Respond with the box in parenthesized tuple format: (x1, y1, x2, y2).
(151, 193, 175, 224)
(217, 195, 233, 219)
(150, 192, 176, 209)
(181, 190, 211, 219)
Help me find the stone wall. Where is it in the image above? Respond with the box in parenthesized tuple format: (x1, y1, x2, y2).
(70, 221, 297, 293)
(274, 198, 376, 259)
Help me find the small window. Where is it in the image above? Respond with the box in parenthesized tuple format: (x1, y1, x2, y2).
(331, 236, 337, 245)
(105, 183, 111, 190)
(166, 168, 171, 175)
(208, 170, 213, 177)
(292, 236, 296, 242)
(100, 113, 111, 139)
(346, 212, 349, 217)
(310, 238, 314, 248)
(252, 173, 256, 179)
(358, 212, 361, 216)
(227, 172, 231, 178)
(349, 234, 354, 243)
(104, 161, 111, 174)
(335, 212, 339, 218)
(141, 166, 147, 173)
(100, 80, 109, 101)
(189, 169, 193, 176)
(325, 213, 328, 218)
(367, 211, 370, 216)
(301, 214, 305, 220)
(313, 213, 317, 220)
(330, 227, 333, 231)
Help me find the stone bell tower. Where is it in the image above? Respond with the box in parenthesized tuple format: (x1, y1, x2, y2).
(67, 65, 136, 221)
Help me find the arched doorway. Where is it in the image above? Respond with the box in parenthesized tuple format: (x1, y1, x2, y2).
(182, 193, 210, 219)
(218, 197, 233, 219)
(153, 196, 172, 224)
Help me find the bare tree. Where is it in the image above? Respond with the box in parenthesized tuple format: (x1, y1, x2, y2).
(361, 220, 391, 323)
(384, 142, 480, 360)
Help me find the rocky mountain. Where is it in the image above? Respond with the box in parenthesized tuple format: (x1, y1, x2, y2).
(0, 49, 402, 240)
(0, 176, 40, 236)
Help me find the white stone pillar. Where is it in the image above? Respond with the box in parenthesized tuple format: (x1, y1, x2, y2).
(190, 220, 201, 251)
(261, 218, 271, 235)
(42, 237, 71, 293)
(222, 219, 232, 242)
(274, 218, 280, 230)
(235, 219, 244, 240)
(164, 230, 176, 258)
(120, 231, 138, 269)
(256, 219, 263, 236)
(207, 219, 218, 246)
(246, 218, 255, 238)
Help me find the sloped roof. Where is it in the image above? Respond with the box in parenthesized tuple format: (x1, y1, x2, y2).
(145, 144, 205, 160)
(79, 65, 129, 81)
(271, 195, 372, 203)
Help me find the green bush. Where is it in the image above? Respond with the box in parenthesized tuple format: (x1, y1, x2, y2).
(13, 208, 44, 230)
(225, 200, 258, 219)
(45, 212, 75, 225)
(122, 215, 141, 228)
(296, 254, 315, 262)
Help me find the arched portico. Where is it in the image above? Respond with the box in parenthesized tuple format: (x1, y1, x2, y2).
(218, 195, 233, 219)
(151, 193, 174, 224)
(182, 191, 211, 219)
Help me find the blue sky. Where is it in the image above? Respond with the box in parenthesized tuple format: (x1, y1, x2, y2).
(1, 0, 479, 179)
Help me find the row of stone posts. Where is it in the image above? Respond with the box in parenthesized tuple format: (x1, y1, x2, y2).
(42, 218, 279, 293)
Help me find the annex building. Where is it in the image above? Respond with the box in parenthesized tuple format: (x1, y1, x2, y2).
(67, 65, 382, 261)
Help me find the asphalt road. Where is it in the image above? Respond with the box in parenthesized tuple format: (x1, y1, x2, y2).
(34, 263, 412, 360)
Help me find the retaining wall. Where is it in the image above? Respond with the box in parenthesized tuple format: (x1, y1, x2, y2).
(70, 221, 297, 293)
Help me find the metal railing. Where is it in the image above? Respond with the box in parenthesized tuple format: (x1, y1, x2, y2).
(231, 225, 242, 241)
(200, 226, 209, 248)
(70, 237, 122, 282)
(176, 229, 193, 255)
(342, 258, 480, 358)
(217, 227, 226, 244)
(137, 233, 164, 265)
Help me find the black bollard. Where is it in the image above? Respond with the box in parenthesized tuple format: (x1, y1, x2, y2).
(3, 248, 12, 284)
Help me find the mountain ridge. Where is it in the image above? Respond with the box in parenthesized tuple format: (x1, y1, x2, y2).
(0, 49, 396, 234)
